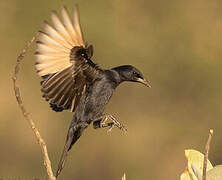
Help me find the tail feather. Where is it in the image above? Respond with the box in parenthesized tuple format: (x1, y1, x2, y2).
(56, 134, 73, 177)
(56, 122, 87, 177)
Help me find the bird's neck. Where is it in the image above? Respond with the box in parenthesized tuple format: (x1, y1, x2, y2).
(109, 66, 127, 85)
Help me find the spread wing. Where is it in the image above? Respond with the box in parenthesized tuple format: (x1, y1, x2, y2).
(35, 5, 100, 112)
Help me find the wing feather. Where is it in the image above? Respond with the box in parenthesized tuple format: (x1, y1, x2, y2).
(37, 62, 71, 76)
(38, 31, 66, 48)
(35, 5, 99, 112)
(36, 43, 69, 55)
(63, 88, 76, 109)
(57, 84, 74, 106)
(42, 66, 72, 92)
(36, 41, 70, 53)
(47, 76, 72, 99)
(72, 5, 84, 46)
(51, 11, 74, 46)
(61, 6, 79, 45)
(42, 23, 72, 49)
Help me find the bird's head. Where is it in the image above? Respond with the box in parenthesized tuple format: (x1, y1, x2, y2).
(113, 65, 151, 87)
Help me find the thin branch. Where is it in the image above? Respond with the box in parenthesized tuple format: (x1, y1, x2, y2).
(122, 173, 126, 180)
(202, 129, 214, 180)
(12, 35, 56, 180)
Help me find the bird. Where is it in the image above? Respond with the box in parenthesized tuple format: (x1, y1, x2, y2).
(34, 5, 151, 177)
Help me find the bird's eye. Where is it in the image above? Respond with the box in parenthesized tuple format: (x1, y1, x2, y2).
(133, 72, 141, 78)
(133, 71, 138, 76)
(81, 52, 88, 59)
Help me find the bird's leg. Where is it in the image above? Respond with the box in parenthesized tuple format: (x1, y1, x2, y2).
(93, 114, 127, 132)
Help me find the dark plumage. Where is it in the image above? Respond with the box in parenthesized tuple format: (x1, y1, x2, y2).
(34, 5, 151, 177)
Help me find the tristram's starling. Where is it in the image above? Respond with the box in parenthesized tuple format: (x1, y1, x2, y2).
(34, 5, 151, 177)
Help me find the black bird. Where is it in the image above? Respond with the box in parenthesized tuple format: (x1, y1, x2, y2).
(35, 5, 151, 177)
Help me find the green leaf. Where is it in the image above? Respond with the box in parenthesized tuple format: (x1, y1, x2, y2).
(180, 170, 197, 180)
(206, 165, 222, 180)
(180, 149, 213, 180)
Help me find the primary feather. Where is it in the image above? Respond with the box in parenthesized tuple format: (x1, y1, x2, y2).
(35, 6, 84, 77)
(35, 5, 99, 112)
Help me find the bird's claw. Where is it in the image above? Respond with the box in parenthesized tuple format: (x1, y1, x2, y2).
(93, 114, 127, 132)
(103, 115, 127, 133)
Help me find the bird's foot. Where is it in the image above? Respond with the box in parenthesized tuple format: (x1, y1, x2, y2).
(106, 115, 127, 133)
(93, 114, 127, 132)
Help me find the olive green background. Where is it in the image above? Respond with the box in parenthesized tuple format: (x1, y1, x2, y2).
(1, 0, 222, 179)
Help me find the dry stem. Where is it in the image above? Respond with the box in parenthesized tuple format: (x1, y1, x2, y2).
(122, 173, 126, 180)
(12, 35, 56, 180)
(202, 129, 213, 180)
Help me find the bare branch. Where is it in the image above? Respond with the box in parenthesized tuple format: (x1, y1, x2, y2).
(12, 35, 56, 180)
(122, 173, 126, 180)
(202, 129, 214, 180)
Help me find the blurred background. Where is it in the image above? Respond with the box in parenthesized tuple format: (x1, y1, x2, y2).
(1, 0, 222, 179)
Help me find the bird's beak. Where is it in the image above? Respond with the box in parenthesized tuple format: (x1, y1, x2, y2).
(137, 78, 151, 88)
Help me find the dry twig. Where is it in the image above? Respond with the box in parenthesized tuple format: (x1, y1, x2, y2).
(122, 173, 126, 180)
(12, 35, 56, 180)
(202, 129, 214, 180)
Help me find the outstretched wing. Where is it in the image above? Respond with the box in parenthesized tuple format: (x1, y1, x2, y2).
(35, 5, 100, 112)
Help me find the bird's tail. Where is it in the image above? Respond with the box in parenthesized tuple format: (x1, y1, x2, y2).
(56, 121, 88, 177)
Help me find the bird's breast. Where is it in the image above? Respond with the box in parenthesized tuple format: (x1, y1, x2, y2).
(83, 78, 115, 120)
